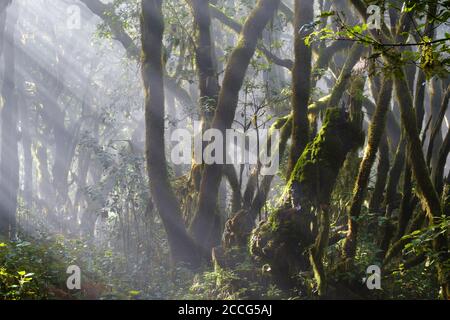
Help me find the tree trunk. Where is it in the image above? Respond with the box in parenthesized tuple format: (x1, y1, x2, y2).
(391, 64, 448, 299)
(187, 0, 219, 125)
(141, 0, 200, 266)
(0, 4, 18, 239)
(369, 134, 390, 213)
(0, 0, 11, 57)
(286, 0, 313, 177)
(190, 0, 281, 254)
(343, 78, 393, 259)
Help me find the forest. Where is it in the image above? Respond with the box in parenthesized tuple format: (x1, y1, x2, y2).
(0, 0, 449, 300)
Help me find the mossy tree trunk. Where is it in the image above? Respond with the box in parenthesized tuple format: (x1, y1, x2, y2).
(369, 134, 390, 213)
(390, 62, 449, 299)
(326, 43, 364, 109)
(433, 123, 450, 196)
(428, 84, 449, 178)
(141, 0, 200, 266)
(187, 0, 219, 125)
(286, 0, 313, 177)
(289, 108, 364, 295)
(428, 79, 444, 169)
(343, 78, 393, 259)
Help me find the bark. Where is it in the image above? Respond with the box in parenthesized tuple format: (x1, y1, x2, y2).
(36, 143, 52, 215)
(209, 4, 293, 71)
(187, 0, 219, 124)
(0, 4, 18, 239)
(286, 0, 313, 177)
(312, 40, 352, 85)
(0, 0, 12, 57)
(224, 165, 242, 213)
(414, 2, 438, 133)
(343, 78, 393, 259)
(427, 84, 449, 173)
(327, 43, 364, 108)
(394, 164, 414, 242)
(369, 134, 389, 213)
(244, 115, 291, 213)
(391, 65, 448, 299)
(433, 127, 450, 196)
(384, 138, 406, 219)
(141, 0, 199, 266)
(190, 0, 281, 254)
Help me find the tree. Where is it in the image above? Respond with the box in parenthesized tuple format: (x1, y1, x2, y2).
(286, 0, 313, 177)
(141, 0, 200, 265)
(190, 0, 281, 255)
(0, 2, 18, 240)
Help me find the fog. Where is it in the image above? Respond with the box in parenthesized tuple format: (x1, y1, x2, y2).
(0, 0, 449, 300)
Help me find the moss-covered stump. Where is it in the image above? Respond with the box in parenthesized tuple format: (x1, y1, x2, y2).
(250, 208, 314, 289)
(288, 108, 364, 208)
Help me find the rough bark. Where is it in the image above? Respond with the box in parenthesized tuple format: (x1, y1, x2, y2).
(286, 0, 313, 177)
(391, 64, 448, 299)
(141, 0, 199, 266)
(188, 0, 219, 124)
(343, 78, 393, 259)
(427, 84, 449, 174)
(369, 134, 390, 213)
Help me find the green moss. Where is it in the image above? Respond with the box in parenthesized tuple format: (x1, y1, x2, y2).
(287, 108, 364, 207)
(249, 208, 314, 289)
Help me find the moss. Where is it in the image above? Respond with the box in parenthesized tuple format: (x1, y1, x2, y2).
(249, 208, 314, 290)
(250, 109, 363, 291)
(287, 108, 364, 207)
